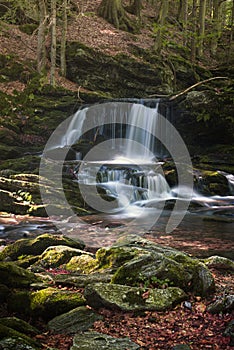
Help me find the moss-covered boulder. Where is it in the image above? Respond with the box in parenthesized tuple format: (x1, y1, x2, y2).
(33, 245, 93, 269)
(0, 262, 38, 288)
(0, 233, 85, 261)
(30, 287, 86, 320)
(71, 331, 140, 350)
(84, 282, 187, 312)
(101, 235, 215, 296)
(48, 306, 103, 333)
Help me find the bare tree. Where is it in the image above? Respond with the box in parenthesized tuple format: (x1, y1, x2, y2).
(197, 0, 206, 57)
(60, 0, 68, 76)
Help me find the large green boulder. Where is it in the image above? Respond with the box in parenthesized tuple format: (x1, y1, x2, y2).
(97, 235, 215, 296)
(0, 262, 38, 288)
(84, 282, 187, 312)
(0, 233, 85, 261)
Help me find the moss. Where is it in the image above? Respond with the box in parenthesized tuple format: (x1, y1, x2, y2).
(96, 247, 141, 271)
(30, 287, 86, 320)
(0, 317, 39, 336)
(0, 262, 38, 288)
(65, 254, 98, 273)
(0, 233, 85, 261)
(0, 324, 39, 349)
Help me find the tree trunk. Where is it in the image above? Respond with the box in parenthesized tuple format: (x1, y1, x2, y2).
(50, 0, 57, 86)
(154, 0, 169, 53)
(197, 0, 206, 57)
(178, 0, 188, 45)
(210, 0, 222, 55)
(37, 0, 47, 74)
(60, 0, 68, 77)
(190, 0, 198, 62)
(97, 0, 138, 32)
(125, 0, 142, 18)
(228, 0, 234, 60)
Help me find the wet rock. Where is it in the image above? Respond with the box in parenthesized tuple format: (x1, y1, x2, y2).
(0, 261, 38, 288)
(203, 256, 234, 271)
(48, 306, 103, 333)
(0, 233, 85, 261)
(70, 331, 140, 350)
(207, 295, 234, 314)
(84, 282, 187, 312)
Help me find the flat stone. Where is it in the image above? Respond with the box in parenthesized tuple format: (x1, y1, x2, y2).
(84, 282, 187, 312)
(70, 331, 140, 350)
(48, 306, 103, 333)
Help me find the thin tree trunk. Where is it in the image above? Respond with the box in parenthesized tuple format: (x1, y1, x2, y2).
(37, 0, 47, 74)
(210, 0, 222, 55)
(60, 0, 68, 77)
(197, 0, 206, 57)
(190, 0, 198, 62)
(154, 0, 169, 53)
(50, 0, 57, 86)
(179, 0, 188, 45)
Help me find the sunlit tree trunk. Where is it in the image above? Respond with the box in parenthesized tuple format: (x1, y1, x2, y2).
(210, 0, 223, 55)
(50, 0, 57, 86)
(154, 0, 169, 53)
(37, 0, 48, 74)
(197, 0, 206, 57)
(60, 0, 68, 77)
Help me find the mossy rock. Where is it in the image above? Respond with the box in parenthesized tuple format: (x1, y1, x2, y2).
(203, 256, 234, 271)
(48, 306, 103, 333)
(0, 262, 38, 288)
(34, 245, 92, 269)
(84, 282, 187, 312)
(0, 317, 39, 336)
(54, 272, 112, 288)
(0, 336, 39, 350)
(0, 324, 39, 349)
(95, 246, 142, 272)
(71, 331, 140, 350)
(30, 287, 86, 320)
(0, 233, 85, 261)
(65, 254, 98, 273)
(108, 235, 215, 296)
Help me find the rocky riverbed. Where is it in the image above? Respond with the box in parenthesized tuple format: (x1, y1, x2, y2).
(0, 232, 233, 349)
